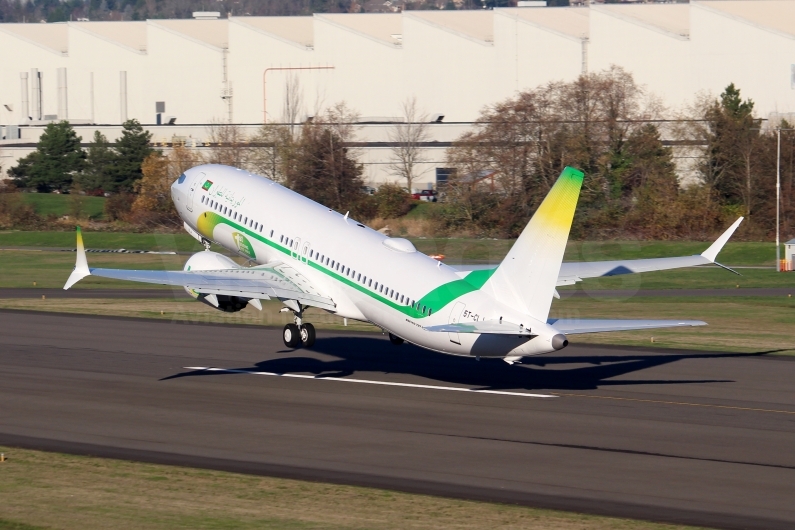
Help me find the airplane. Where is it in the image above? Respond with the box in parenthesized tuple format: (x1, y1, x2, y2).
(64, 165, 743, 363)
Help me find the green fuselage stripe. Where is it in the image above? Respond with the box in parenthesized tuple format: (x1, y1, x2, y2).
(196, 210, 496, 319)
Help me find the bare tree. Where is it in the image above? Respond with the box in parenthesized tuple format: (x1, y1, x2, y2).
(282, 73, 304, 135)
(206, 119, 250, 168)
(388, 97, 430, 192)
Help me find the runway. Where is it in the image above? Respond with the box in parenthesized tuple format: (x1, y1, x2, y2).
(1, 310, 794, 530)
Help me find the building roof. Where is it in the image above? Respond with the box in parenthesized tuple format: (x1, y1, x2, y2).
(317, 13, 402, 45)
(407, 11, 495, 43)
(70, 21, 147, 52)
(594, 4, 689, 38)
(698, 0, 795, 39)
(232, 16, 314, 48)
(500, 7, 589, 40)
(150, 19, 229, 49)
(0, 22, 68, 54)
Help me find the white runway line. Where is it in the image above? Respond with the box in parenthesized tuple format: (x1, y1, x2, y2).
(184, 367, 557, 399)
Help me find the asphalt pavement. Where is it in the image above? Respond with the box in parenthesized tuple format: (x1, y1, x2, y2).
(1, 310, 794, 530)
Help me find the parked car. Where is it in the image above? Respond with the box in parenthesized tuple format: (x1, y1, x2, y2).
(411, 189, 438, 202)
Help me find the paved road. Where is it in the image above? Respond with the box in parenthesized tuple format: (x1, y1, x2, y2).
(1, 310, 794, 530)
(2, 287, 793, 300)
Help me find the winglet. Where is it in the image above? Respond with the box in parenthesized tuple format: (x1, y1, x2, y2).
(701, 217, 743, 263)
(64, 226, 91, 290)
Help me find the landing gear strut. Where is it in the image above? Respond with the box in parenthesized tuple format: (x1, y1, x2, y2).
(281, 302, 316, 348)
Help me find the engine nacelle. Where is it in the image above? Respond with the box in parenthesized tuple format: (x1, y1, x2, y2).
(183, 251, 250, 313)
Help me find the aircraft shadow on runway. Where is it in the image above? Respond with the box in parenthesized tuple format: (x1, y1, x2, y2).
(162, 336, 781, 392)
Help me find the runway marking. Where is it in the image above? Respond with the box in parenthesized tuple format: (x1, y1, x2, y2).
(184, 367, 557, 399)
(554, 392, 795, 415)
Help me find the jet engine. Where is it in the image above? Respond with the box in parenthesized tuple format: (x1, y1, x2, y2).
(183, 251, 250, 313)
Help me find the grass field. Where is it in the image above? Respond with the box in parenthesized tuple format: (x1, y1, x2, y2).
(0, 291, 792, 353)
(1, 230, 784, 267)
(0, 446, 704, 530)
(20, 194, 106, 220)
(0, 231, 204, 252)
(2, 249, 792, 291)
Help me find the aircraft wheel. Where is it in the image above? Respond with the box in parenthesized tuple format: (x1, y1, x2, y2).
(283, 324, 301, 348)
(389, 333, 404, 346)
(300, 323, 316, 348)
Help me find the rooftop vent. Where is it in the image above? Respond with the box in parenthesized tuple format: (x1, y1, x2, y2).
(193, 11, 221, 19)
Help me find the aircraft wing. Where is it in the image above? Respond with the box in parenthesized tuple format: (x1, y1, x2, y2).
(449, 218, 744, 286)
(547, 318, 706, 335)
(63, 228, 336, 312)
(557, 217, 743, 286)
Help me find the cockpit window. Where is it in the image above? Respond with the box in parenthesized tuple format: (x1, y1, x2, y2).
(178, 173, 187, 184)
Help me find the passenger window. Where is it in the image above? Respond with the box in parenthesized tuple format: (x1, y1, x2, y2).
(270, 230, 274, 237)
(368, 279, 372, 287)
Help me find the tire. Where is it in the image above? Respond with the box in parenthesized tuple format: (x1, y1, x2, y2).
(283, 324, 301, 348)
(389, 333, 404, 346)
(300, 323, 316, 348)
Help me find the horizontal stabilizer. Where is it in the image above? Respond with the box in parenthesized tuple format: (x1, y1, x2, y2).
(547, 318, 706, 335)
(425, 320, 534, 336)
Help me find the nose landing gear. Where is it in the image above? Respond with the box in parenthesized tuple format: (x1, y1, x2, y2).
(281, 302, 316, 348)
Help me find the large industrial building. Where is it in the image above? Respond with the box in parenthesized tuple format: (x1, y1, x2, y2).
(1, 1, 795, 185)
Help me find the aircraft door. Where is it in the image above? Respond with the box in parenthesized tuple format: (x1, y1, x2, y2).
(301, 242, 311, 263)
(448, 301, 465, 345)
(186, 172, 204, 213)
(292, 238, 301, 260)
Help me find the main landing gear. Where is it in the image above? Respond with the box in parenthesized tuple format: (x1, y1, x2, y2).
(389, 333, 404, 346)
(281, 302, 316, 348)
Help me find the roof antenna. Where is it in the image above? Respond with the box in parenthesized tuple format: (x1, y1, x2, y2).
(344, 211, 349, 221)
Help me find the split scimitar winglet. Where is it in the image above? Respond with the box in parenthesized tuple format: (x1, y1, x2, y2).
(64, 226, 91, 290)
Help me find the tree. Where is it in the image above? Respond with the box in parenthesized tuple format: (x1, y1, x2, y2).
(76, 131, 117, 193)
(129, 145, 200, 226)
(387, 96, 430, 192)
(680, 84, 763, 231)
(284, 104, 367, 217)
(9, 121, 85, 192)
(248, 124, 294, 182)
(110, 119, 153, 193)
(206, 120, 249, 168)
(444, 66, 663, 237)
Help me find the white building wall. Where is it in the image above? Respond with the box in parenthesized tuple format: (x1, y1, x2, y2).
(313, 15, 404, 120)
(402, 13, 496, 122)
(144, 21, 226, 125)
(228, 18, 320, 124)
(589, 7, 691, 111)
(690, 3, 795, 118)
(0, 25, 68, 125)
(67, 23, 146, 125)
(493, 11, 584, 101)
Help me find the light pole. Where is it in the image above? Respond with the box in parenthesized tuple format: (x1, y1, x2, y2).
(777, 127, 781, 272)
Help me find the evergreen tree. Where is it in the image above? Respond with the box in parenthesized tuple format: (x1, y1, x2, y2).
(76, 131, 118, 193)
(285, 123, 366, 216)
(9, 121, 85, 192)
(110, 119, 153, 193)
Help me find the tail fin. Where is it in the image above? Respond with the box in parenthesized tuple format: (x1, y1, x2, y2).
(482, 167, 584, 320)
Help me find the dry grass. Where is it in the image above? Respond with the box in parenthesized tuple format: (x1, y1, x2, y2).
(0, 446, 704, 530)
(551, 296, 795, 354)
(0, 297, 380, 332)
(367, 217, 444, 238)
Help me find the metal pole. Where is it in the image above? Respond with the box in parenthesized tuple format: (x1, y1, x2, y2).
(776, 128, 781, 272)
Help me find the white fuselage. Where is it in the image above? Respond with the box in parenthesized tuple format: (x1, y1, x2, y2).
(171, 165, 561, 357)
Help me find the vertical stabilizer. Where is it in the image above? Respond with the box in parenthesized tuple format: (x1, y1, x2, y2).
(482, 167, 584, 320)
